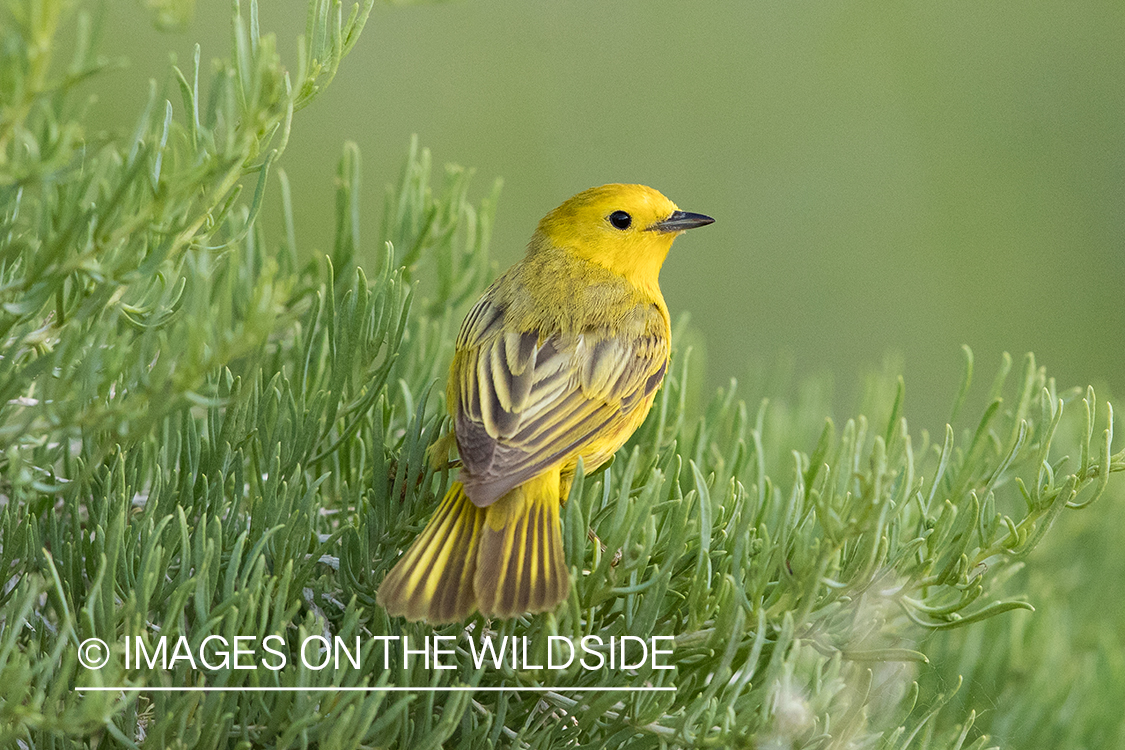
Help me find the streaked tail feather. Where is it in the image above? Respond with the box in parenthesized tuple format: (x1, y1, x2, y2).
(377, 483, 484, 623)
(474, 473, 570, 619)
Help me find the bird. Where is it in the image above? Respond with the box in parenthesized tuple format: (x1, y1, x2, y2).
(376, 183, 713, 623)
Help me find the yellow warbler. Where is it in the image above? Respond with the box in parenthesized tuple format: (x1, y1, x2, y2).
(377, 184, 713, 623)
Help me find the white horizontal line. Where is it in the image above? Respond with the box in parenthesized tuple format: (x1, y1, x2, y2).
(77, 685, 675, 693)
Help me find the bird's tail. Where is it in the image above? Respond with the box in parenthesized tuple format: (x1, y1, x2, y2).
(377, 475, 569, 623)
(474, 470, 570, 619)
(377, 482, 484, 623)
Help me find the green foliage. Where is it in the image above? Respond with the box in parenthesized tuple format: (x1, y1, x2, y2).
(1, 1, 1123, 748)
(0, 0, 372, 457)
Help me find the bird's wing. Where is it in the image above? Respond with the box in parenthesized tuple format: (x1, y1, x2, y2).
(450, 297, 668, 507)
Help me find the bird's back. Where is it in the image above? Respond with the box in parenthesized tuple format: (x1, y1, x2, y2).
(448, 244, 671, 506)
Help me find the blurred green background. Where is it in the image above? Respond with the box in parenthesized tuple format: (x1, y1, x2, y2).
(93, 0, 1124, 429)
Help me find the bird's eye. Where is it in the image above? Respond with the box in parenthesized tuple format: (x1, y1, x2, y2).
(608, 210, 632, 230)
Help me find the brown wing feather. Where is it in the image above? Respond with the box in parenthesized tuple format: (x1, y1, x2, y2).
(449, 297, 668, 507)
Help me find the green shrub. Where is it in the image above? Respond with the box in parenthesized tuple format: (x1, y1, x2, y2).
(1, 2, 1122, 748)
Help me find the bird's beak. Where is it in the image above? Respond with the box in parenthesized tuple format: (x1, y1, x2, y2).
(648, 210, 715, 233)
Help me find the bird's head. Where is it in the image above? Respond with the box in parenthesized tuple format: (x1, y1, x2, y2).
(533, 184, 713, 295)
